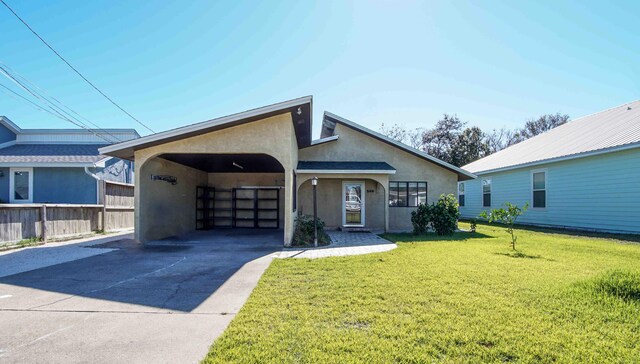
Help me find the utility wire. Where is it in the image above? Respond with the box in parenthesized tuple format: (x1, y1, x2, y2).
(0, 68, 115, 143)
(0, 65, 116, 143)
(0, 82, 114, 144)
(0, 0, 155, 133)
(0, 61, 123, 142)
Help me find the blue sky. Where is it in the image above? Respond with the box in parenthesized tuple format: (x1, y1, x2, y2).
(1, 0, 638, 138)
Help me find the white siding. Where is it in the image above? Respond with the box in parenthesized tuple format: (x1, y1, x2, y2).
(460, 148, 640, 234)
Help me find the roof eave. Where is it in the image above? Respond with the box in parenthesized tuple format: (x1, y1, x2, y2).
(0, 116, 22, 134)
(296, 169, 397, 175)
(99, 96, 313, 160)
(468, 141, 640, 175)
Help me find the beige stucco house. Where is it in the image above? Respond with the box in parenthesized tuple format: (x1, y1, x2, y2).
(100, 96, 475, 246)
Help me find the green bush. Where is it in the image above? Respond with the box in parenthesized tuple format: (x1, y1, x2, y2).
(292, 215, 331, 247)
(410, 203, 431, 234)
(430, 194, 460, 235)
(410, 194, 460, 235)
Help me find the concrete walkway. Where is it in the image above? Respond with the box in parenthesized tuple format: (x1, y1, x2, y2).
(278, 230, 397, 259)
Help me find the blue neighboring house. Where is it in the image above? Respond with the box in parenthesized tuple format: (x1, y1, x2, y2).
(0, 116, 139, 204)
(460, 100, 640, 234)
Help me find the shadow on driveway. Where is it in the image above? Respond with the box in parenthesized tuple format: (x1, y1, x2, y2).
(0, 229, 283, 312)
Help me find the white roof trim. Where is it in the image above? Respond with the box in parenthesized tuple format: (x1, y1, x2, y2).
(93, 156, 113, 168)
(0, 162, 95, 168)
(99, 95, 312, 155)
(473, 141, 640, 175)
(308, 135, 339, 146)
(0, 140, 16, 149)
(296, 169, 396, 175)
(323, 111, 477, 179)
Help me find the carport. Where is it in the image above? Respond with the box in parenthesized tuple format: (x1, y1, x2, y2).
(99, 97, 313, 245)
(145, 152, 286, 234)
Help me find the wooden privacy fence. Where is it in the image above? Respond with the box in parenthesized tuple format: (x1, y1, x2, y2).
(0, 181, 134, 244)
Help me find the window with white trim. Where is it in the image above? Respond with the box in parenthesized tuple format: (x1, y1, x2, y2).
(458, 182, 465, 207)
(482, 178, 491, 207)
(10, 167, 33, 203)
(532, 171, 546, 208)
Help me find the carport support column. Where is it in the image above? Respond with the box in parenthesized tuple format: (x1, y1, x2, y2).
(384, 182, 389, 232)
(283, 169, 294, 247)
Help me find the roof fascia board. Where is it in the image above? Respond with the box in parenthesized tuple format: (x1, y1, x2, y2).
(14, 141, 110, 145)
(0, 140, 17, 149)
(99, 96, 312, 156)
(300, 135, 340, 149)
(296, 169, 396, 175)
(471, 141, 640, 175)
(93, 156, 113, 168)
(20, 129, 138, 134)
(323, 111, 477, 179)
(0, 116, 22, 134)
(0, 162, 95, 167)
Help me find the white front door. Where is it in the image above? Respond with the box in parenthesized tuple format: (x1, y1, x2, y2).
(342, 181, 365, 227)
(10, 167, 33, 203)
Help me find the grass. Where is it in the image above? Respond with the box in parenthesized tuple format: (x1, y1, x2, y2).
(203, 222, 640, 363)
(0, 237, 43, 251)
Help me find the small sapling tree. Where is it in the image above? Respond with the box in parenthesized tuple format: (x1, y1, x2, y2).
(479, 202, 529, 250)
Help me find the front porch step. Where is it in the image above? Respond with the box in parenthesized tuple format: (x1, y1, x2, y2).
(339, 227, 372, 233)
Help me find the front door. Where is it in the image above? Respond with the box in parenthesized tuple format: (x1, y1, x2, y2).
(342, 181, 365, 227)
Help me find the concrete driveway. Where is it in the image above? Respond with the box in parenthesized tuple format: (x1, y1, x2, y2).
(0, 229, 283, 364)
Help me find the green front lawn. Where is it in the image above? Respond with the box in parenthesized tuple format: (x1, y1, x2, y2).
(203, 223, 640, 363)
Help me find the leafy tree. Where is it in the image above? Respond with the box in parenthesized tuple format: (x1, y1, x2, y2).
(520, 113, 570, 139)
(479, 202, 529, 250)
(451, 126, 490, 167)
(421, 114, 465, 164)
(379, 112, 569, 166)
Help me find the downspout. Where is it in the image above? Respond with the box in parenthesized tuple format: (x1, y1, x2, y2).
(84, 166, 103, 204)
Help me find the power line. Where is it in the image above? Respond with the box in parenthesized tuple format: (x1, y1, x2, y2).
(0, 0, 155, 134)
(0, 67, 116, 143)
(0, 61, 123, 142)
(0, 82, 115, 144)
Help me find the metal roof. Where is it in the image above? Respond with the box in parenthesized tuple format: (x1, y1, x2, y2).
(463, 100, 640, 174)
(0, 144, 107, 164)
(297, 161, 396, 171)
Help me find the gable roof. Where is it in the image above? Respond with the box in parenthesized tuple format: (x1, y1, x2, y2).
(322, 112, 476, 180)
(0, 116, 22, 134)
(463, 100, 640, 174)
(0, 144, 107, 165)
(100, 96, 313, 160)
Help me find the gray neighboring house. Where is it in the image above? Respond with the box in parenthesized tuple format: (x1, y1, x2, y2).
(0, 116, 139, 204)
(460, 100, 640, 234)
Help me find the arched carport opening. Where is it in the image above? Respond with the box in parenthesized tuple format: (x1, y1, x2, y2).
(295, 175, 388, 232)
(138, 153, 285, 242)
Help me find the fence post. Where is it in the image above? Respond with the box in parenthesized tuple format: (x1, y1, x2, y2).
(101, 180, 107, 232)
(41, 204, 48, 242)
